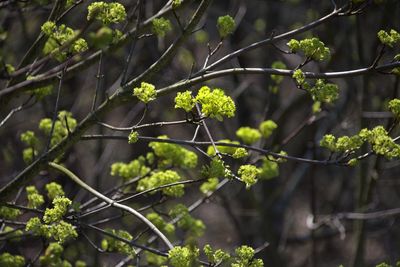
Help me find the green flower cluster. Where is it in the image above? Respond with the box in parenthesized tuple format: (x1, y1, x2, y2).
(195, 86, 236, 121)
(232, 245, 264, 267)
(137, 170, 184, 197)
(172, 0, 182, 9)
(133, 82, 157, 104)
(236, 127, 261, 144)
(26, 185, 44, 208)
(39, 243, 74, 267)
(168, 246, 200, 267)
(20, 130, 40, 163)
(26, 196, 77, 244)
(207, 139, 243, 158)
(200, 159, 230, 194)
(41, 21, 88, 61)
(238, 165, 261, 189)
(128, 130, 139, 144)
(378, 29, 400, 47)
(169, 204, 205, 238)
(46, 182, 65, 200)
(270, 61, 287, 93)
(388, 98, 400, 118)
(217, 15, 236, 38)
(39, 110, 77, 147)
(43, 197, 71, 223)
(308, 79, 339, 104)
(152, 18, 172, 37)
(321, 125, 400, 159)
(293, 69, 306, 85)
(149, 136, 198, 168)
(293, 70, 339, 104)
(146, 212, 175, 236)
(89, 26, 123, 49)
(259, 120, 278, 139)
(203, 244, 230, 265)
(287, 37, 330, 61)
(174, 91, 195, 112)
(0, 206, 21, 220)
(87, 2, 126, 25)
(111, 156, 150, 180)
(200, 177, 219, 194)
(26, 217, 77, 244)
(259, 157, 279, 179)
(0, 253, 25, 267)
(101, 229, 135, 256)
(26, 75, 54, 100)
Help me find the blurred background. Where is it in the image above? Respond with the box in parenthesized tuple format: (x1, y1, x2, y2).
(1, 0, 400, 266)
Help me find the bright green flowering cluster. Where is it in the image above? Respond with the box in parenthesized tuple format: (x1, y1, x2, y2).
(259, 157, 279, 179)
(195, 86, 236, 121)
(149, 136, 198, 168)
(0, 253, 25, 267)
(25, 194, 77, 244)
(233, 148, 249, 158)
(236, 127, 261, 144)
(259, 120, 278, 139)
(293, 69, 306, 85)
(200, 159, 230, 194)
(200, 177, 219, 194)
(321, 125, 400, 159)
(111, 156, 150, 180)
(39, 110, 77, 147)
(203, 244, 230, 265)
(172, 0, 182, 8)
(308, 79, 339, 103)
(207, 142, 248, 159)
(320, 134, 363, 153)
(89, 26, 123, 49)
(101, 229, 135, 256)
(389, 98, 400, 118)
(293, 70, 339, 104)
(41, 21, 88, 61)
(232, 245, 264, 267)
(26, 185, 44, 208)
(39, 242, 74, 267)
(137, 170, 184, 197)
(169, 204, 205, 238)
(152, 17, 172, 37)
(26, 75, 54, 99)
(168, 246, 200, 267)
(174, 91, 195, 112)
(238, 165, 261, 189)
(133, 82, 157, 104)
(146, 212, 175, 236)
(270, 61, 287, 93)
(217, 15, 236, 38)
(87, 2, 126, 25)
(21, 130, 39, 147)
(46, 182, 65, 200)
(287, 37, 330, 61)
(43, 197, 71, 223)
(360, 126, 400, 159)
(378, 29, 400, 47)
(26, 217, 77, 244)
(20, 130, 40, 163)
(0, 206, 21, 220)
(128, 131, 139, 144)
